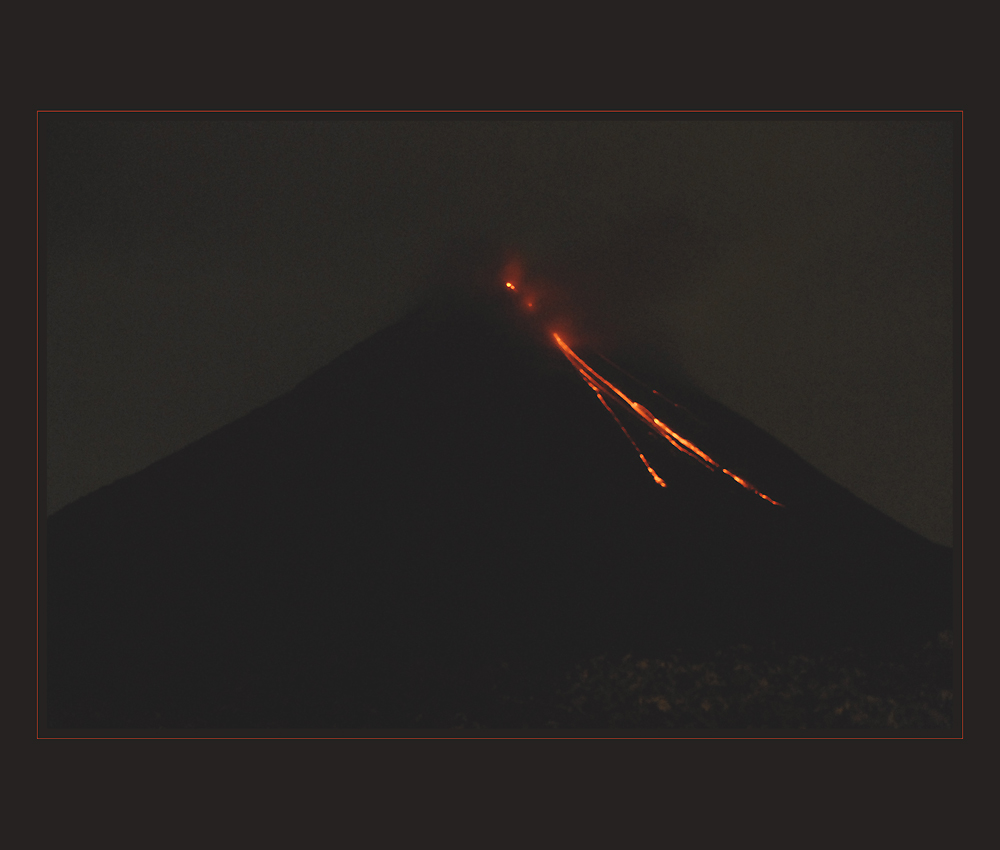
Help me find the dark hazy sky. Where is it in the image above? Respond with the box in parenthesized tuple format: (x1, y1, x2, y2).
(43, 115, 956, 545)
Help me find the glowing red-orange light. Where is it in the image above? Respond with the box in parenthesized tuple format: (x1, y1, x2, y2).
(552, 332, 783, 505)
(506, 281, 516, 291)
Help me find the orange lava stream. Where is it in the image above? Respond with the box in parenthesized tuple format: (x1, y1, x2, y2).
(593, 349, 697, 420)
(553, 333, 783, 506)
(583, 375, 667, 488)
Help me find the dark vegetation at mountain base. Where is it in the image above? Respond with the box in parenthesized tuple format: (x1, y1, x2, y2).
(304, 631, 955, 732)
(46, 629, 953, 732)
(444, 629, 954, 731)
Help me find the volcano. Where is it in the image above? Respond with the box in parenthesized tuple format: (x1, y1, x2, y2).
(44, 279, 953, 730)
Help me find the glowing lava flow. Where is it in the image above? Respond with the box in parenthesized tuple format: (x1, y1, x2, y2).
(553, 333, 783, 506)
(575, 368, 667, 488)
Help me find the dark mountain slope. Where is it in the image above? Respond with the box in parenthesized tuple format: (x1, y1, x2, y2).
(45, 291, 952, 729)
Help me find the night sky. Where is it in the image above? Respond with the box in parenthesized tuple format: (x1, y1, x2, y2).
(43, 116, 956, 546)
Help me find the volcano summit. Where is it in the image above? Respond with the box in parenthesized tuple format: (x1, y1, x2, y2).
(45, 275, 953, 730)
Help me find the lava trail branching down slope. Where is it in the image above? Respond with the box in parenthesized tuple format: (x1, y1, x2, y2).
(505, 274, 782, 503)
(552, 332, 783, 505)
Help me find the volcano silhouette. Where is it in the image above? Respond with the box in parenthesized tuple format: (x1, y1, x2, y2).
(45, 283, 953, 729)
